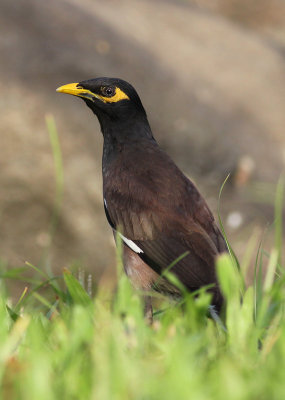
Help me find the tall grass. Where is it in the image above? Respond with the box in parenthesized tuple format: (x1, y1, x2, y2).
(0, 237, 284, 400)
(0, 119, 284, 399)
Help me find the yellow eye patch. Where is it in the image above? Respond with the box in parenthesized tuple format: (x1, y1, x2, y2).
(56, 83, 129, 104)
(101, 87, 130, 103)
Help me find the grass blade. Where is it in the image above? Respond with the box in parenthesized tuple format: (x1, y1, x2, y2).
(63, 269, 92, 307)
(274, 175, 284, 269)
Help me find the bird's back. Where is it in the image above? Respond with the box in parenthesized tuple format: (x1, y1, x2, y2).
(103, 139, 226, 310)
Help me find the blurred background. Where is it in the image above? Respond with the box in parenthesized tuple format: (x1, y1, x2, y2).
(1, 0, 285, 292)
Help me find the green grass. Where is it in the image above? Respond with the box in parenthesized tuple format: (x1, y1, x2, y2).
(0, 243, 285, 400)
(0, 119, 284, 399)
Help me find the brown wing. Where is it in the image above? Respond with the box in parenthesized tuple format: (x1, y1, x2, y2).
(105, 196, 218, 287)
(103, 141, 226, 305)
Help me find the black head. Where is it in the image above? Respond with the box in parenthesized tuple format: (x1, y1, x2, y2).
(57, 77, 146, 121)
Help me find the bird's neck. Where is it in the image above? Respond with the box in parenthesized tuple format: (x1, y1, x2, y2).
(100, 114, 155, 174)
(99, 112, 153, 140)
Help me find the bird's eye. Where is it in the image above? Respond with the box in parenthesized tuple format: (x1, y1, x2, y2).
(102, 86, 115, 97)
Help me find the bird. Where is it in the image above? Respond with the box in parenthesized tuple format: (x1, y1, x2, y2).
(56, 77, 227, 321)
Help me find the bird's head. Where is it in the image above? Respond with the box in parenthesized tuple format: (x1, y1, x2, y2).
(56, 77, 146, 121)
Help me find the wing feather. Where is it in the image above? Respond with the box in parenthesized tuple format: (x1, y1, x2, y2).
(103, 142, 226, 297)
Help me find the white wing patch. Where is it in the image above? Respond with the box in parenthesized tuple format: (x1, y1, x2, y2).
(118, 233, 144, 254)
(104, 198, 143, 254)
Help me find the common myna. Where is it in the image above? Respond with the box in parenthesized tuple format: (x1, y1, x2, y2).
(57, 77, 227, 318)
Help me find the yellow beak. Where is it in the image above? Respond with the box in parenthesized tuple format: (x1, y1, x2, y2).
(56, 83, 100, 102)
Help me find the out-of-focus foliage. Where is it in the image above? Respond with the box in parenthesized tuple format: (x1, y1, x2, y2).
(0, 236, 285, 400)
